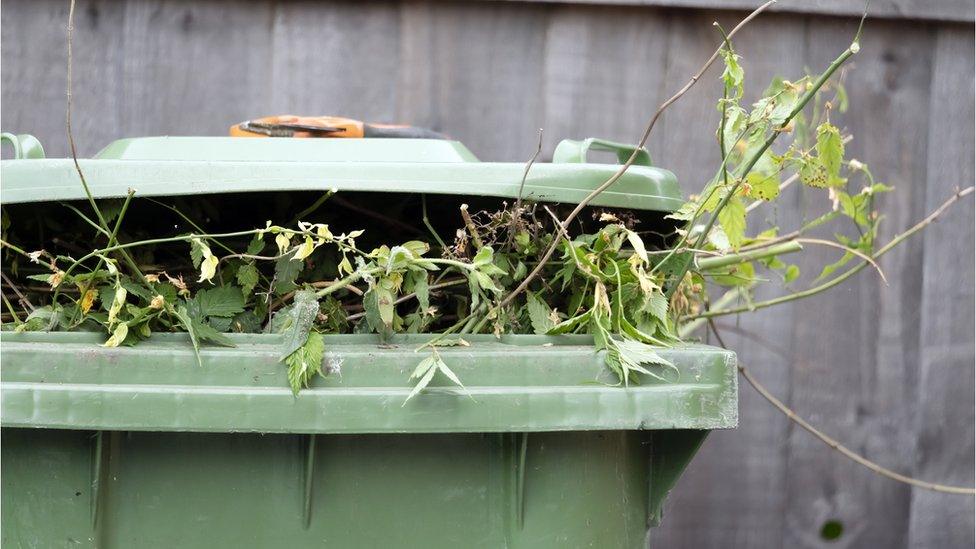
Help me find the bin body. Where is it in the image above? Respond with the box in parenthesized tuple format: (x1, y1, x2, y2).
(1, 333, 733, 548)
(3, 429, 660, 548)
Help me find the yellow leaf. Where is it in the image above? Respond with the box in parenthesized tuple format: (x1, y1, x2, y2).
(198, 255, 218, 283)
(107, 286, 127, 325)
(102, 323, 128, 348)
(293, 235, 316, 261)
(275, 233, 291, 256)
(316, 224, 333, 244)
(80, 289, 97, 314)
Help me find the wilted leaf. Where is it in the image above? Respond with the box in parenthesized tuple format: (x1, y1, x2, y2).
(717, 195, 746, 249)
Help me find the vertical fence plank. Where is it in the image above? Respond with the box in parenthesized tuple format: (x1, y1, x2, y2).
(909, 24, 976, 549)
(120, 0, 273, 138)
(539, 4, 670, 157)
(270, 0, 400, 121)
(397, 0, 549, 160)
(1, 0, 125, 157)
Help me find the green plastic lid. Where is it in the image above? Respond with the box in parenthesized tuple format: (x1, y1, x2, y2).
(0, 136, 682, 211)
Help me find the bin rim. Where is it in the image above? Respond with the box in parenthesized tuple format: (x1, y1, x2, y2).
(0, 331, 737, 434)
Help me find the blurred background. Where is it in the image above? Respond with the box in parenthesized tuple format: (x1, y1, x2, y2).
(2, 0, 973, 547)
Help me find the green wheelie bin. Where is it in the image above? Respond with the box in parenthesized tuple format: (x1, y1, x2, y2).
(0, 134, 737, 548)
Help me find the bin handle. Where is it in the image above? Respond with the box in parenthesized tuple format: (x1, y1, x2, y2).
(552, 138, 651, 167)
(1, 133, 45, 159)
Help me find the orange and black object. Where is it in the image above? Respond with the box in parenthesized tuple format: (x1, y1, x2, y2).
(230, 115, 448, 139)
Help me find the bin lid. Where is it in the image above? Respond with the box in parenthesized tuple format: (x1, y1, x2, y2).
(0, 136, 683, 211)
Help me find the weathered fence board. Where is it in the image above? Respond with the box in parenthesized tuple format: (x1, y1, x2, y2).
(1, 1, 973, 547)
(909, 25, 976, 549)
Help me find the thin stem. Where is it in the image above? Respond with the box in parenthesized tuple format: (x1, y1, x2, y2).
(288, 190, 335, 227)
(145, 198, 237, 255)
(2, 294, 22, 325)
(346, 279, 465, 321)
(0, 239, 59, 271)
(695, 241, 802, 271)
(1, 272, 35, 312)
(686, 186, 974, 320)
(421, 195, 449, 251)
(459, 204, 484, 249)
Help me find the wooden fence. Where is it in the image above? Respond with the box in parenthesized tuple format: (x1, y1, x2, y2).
(2, 1, 973, 546)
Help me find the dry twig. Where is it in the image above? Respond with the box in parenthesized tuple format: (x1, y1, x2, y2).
(708, 320, 975, 495)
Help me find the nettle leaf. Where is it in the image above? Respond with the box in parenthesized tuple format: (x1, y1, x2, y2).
(546, 310, 592, 335)
(277, 290, 320, 360)
(192, 319, 236, 347)
(721, 48, 744, 99)
(717, 195, 746, 249)
(526, 292, 555, 335)
(236, 262, 259, 297)
(172, 305, 202, 367)
(404, 352, 468, 404)
(285, 331, 325, 395)
(405, 355, 438, 403)
(246, 234, 265, 256)
(192, 286, 245, 318)
(816, 122, 846, 188)
(189, 238, 205, 269)
(274, 251, 303, 294)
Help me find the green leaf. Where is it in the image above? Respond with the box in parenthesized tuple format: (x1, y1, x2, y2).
(236, 262, 259, 297)
(708, 261, 756, 287)
(717, 195, 746, 249)
(720, 48, 744, 99)
(192, 286, 245, 318)
(274, 251, 303, 294)
(405, 355, 439, 403)
(546, 310, 592, 335)
(246, 234, 265, 255)
(192, 319, 236, 347)
(784, 264, 800, 283)
(436, 359, 467, 392)
(172, 305, 202, 367)
(816, 122, 846, 188)
(374, 285, 396, 327)
(284, 331, 325, 395)
(277, 290, 320, 360)
(526, 292, 555, 335)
